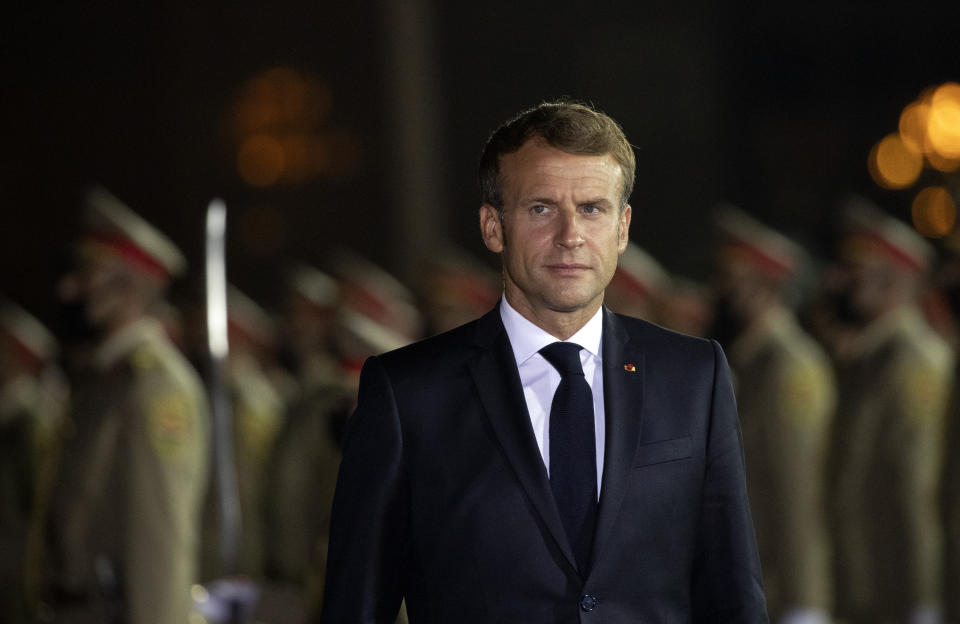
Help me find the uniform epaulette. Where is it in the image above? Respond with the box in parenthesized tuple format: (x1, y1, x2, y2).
(131, 342, 160, 371)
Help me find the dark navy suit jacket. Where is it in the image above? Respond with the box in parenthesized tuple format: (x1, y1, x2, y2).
(321, 306, 768, 623)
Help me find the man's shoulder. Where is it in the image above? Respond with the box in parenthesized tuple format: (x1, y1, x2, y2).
(375, 315, 485, 376)
(609, 310, 716, 357)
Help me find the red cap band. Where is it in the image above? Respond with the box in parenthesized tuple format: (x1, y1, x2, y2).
(610, 268, 654, 299)
(724, 242, 794, 281)
(83, 232, 170, 280)
(848, 232, 925, 273)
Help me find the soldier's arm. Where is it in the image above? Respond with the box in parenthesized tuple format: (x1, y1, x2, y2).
(124, 374, 209, 624)
(769, 355, 834, 617)
(885, 351, 953, 614)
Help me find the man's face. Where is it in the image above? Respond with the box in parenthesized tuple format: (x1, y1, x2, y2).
(836, 249, 896, 325)
(713, 254, 764, 322)
(480, 138, 631, 322)
(71, 253, 136, 330)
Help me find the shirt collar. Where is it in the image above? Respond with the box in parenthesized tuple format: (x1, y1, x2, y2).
(499, 296, 604, 366)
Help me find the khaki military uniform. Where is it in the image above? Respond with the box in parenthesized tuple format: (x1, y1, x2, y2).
(266, 358, 346, 588)
(256, 353, 352, 624)
(1, 371, 66, 623)
(829, 306, 953, 623)
(729, 307, 835, 621)
(942, 361, 960, 623)
(201, 351, 284, 580)
(50, 318, 209, 624)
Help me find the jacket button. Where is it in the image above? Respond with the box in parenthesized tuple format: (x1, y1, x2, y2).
(580, 594, 598, 612)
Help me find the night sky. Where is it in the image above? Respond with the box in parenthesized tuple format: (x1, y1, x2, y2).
(2, 1, 958, 321)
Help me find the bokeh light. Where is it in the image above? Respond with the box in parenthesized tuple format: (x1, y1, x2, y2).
(237, 134, 286, 187)
(869, 133, 924, 189)
(926, 150, 960, 173)
(278, 133, 313, 183)
(927, 82, 960, 159)
(911, 186, 956, 238)
(898, 100, 930, 154)
(230, 66, 343, 187)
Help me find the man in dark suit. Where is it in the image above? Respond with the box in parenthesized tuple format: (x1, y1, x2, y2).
(321, 101, 768, 623)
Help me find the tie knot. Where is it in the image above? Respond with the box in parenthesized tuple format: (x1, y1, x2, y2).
(539, 342, 585, 377)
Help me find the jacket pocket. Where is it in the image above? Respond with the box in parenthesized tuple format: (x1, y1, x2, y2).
(633, 434, 693, 467)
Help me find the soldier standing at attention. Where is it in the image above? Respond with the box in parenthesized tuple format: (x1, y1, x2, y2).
(825, 198, 953, 624)
(933, 231, 960, 624)
(711, 208, 835, 624)
(603, 241, 670, 325)
(49, 186, 209, 624)
(267, 265, 345, 594)
(0, 301, 68, 624)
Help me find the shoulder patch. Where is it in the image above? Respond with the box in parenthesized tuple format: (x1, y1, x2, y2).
(148, 393, 195, 457)
(780, 360, 831, 428)
(131, 343, 160, 371)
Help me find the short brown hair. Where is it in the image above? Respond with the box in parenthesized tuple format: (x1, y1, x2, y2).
(478, 100, 636, 210)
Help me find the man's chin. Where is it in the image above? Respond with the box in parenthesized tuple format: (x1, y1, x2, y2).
(543, 294, 602, 315)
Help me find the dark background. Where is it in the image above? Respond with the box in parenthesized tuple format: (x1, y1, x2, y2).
(2, 1, 958, 320)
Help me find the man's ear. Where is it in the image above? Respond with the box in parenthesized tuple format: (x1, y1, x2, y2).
(480, 204, 504, 253)
(617, 204, 632, 253)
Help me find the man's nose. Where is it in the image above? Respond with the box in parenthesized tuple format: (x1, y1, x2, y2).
(555, 210, 584, 248)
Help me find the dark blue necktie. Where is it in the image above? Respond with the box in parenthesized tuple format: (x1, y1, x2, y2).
(539, 341, 597, 571)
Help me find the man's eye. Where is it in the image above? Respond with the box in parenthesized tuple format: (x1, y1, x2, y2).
(582, 204, 599, 214)
(531, 205, 548, 214)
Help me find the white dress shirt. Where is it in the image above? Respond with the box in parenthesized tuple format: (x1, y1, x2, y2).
(500, 297, 606, 496)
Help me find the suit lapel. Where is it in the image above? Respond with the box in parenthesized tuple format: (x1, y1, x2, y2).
(589, 308, 645, 572)
(467, 307, 580, 573)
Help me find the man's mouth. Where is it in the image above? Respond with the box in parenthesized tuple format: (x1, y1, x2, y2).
(545, 263, 590, 275)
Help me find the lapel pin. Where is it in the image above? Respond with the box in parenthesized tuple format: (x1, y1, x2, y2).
(624, 363, 636, 372)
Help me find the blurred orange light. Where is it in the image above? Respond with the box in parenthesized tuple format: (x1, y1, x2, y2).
(230, 67, 338, 187)
(926, 150, 960, 173)
(279, 133, 313, 183)
(263, 67, 308, 126)
(235, 76, 283, 137)
(898, 101, 930, 154)
(869, 133, 923, 189)
(237, 134, 286, 187)
(912, 186, 956, 238)
(928, 82, 960, 159)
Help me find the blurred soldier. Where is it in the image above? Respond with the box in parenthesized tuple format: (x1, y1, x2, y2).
(935, 231, 960, 624)
(603, 240, 669, 324)
(280, 264, 342, 395)
(200, 286, 284, 582)
(660, 276, 714, 337)
(327, 248, 425, 387)
(712, 208, 835, 624)
(419, 247, 500, 336)
(0, 300, 67, 623)
(261, 264, 347, 624)
(825, 197, 953, 624)
(48, 186, 209, 624)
